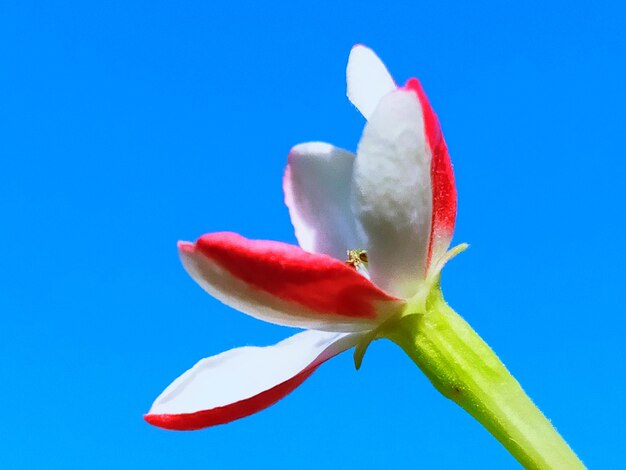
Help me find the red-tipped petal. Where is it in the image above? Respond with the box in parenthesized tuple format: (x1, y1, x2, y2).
(145, 330, 361, 430)
(180, 232, 403, 332)
(404, 78, 457, 270)
(352, 89, 433, 298)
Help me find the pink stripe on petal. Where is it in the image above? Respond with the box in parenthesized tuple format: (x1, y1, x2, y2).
(404, 78, 457, 269)
(181, 233, 403, 331)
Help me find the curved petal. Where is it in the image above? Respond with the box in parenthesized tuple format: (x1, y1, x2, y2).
(283, 142, 362, 260)
(179, 232, 404, 332)
(145, 330, 361, 430)
(404, 79, 457, 271)
(351, 89, 432, 298)
(346, 44, 396, 120)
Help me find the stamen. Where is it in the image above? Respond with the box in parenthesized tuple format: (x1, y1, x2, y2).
(345, 249, 369, 269)
(345, 249, 370, 279)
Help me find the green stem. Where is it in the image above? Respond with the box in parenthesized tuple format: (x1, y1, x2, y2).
(382, 285, 585, 469)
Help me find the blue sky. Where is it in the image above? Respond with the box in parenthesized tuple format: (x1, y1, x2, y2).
(1, 1, 624, 468)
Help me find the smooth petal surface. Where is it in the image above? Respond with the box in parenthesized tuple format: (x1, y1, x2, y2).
(404, 79, 457, 271)
(352, 89, 432, 298)
(179, 233, 404, 332)
(346, 44, 396, 120)
(145, 330, 361, 430)
(284, 142, 362, 260)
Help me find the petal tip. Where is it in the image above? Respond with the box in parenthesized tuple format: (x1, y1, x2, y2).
(403, 77, 427, 99)
(346, 44, 396, 120)
(349, 43, 369, 54)
(145, 411, 204, 431)
(143, 412, 164, 428)
(144, 413, 188, 431)
(289, 142, 334, 160)
(177, 240, 195, 253)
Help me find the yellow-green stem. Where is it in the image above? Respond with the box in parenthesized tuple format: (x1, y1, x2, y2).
(383, 286, 585, 469)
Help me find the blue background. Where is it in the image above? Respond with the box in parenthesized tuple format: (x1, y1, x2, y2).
(1, 1, 624, 468)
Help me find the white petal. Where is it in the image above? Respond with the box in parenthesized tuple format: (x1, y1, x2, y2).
(346, 45, 397, 120)
(146, 330, 361, 429)
(352, 90, 432, 298)
(284, 142, 362, 259)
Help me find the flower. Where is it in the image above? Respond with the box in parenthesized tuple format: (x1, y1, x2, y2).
(145, 45, 458, 431)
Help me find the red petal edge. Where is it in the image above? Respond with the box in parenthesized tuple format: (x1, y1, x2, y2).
(190, 232, 400, 319)
(404, 78, 457, 268)
(144, 365, 317, 431)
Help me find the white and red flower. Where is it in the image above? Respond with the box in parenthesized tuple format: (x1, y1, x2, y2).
(145, 45, 457, 431)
